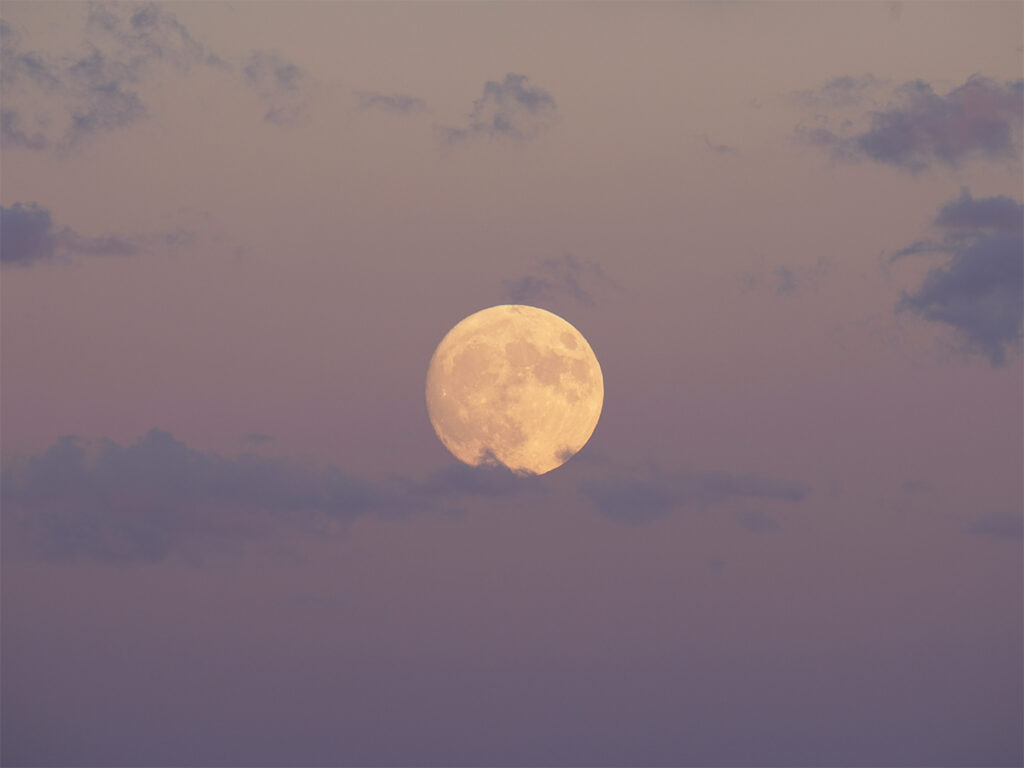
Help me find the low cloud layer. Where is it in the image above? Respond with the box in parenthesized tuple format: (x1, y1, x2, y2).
(894, 189, 1023, 366)
(440, 73, 556, 144)
(1, 430, 543, 563)
(1, 202, 138, 266)
(581, 467, 808, 525)
(797, 75, 1022, 171)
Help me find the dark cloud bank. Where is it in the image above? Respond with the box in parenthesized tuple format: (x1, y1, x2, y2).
(798, 74, 1022, 171)
(894, 189, 1022, 366)
(1, 202, 137, 265)
(2, 430, 808, 564)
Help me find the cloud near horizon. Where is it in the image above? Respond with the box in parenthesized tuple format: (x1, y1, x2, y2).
(1, 429, 545, 563)
(797, 75, 1023, 171)
(893, 189, 1023, 366)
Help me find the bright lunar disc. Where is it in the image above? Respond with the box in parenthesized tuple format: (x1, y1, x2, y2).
(426, 304, 604, 475)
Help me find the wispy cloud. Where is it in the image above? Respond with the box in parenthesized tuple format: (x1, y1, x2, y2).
(791, 74, 884, 108)
(354, 90, 427, 114)
(796, 75, 1023, 171)
(966, 509, 1023, 541)
(242, 50, 306, 124)
(696, 133, 739, 156)
(1, 202, 138, 266)
(440, 73, 556, 144)
(581, 466, 807, 526)
(502, 253, 610, 307)
(893, 189, 1023, 366)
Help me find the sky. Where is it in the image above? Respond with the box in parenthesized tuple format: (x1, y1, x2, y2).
(1, 2, 1022, 766)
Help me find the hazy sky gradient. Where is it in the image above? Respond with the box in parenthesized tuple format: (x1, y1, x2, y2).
(2, 2, 1021, 766)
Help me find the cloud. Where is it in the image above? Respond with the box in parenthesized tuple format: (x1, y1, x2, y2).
(440, 73, 556, 144)
(354, 90, 427, 114)
(966, 509, 1023, 541)
(934, 188, 1024, 232)
(696, 133, 739, 155)
(1, 430, 545, 563)
(1, 202, 138, 266)
(1, 4, 225, 149)
(791, 74, 883, 108)
(797, 75, 1023, 171)
(734, 508, 781, 533)
(0, 108, 49, 150)
(894, 189, 1023, 366)
(582, 467, 808, 526)
(503, 253, 609, 307)
(243, 50, 306, 124)
(774, 266, 797, 294)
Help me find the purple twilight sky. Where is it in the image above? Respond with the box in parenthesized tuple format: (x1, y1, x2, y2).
(1, 2, 1022, 766)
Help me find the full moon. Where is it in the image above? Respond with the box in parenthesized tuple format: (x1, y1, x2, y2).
(426, 305, 604, 475)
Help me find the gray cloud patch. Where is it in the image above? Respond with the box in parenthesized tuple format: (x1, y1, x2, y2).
(355, 90, 427, 114)
(440, 73, 556, 144)
(792, 74, 883, 108)
(894, 189, 1022, 366)
(243, 50, 306, 124)
(503, 253, 609, 307)
(1, 430, 545, 563)
(1, 4, 224, 149)
(966, 509, 1023, 541)
(934, 189, 1024, 232)
(734, 508, 781, 533)
(582, 467, 807, 526)
(797, 75, 1023, 171)
(1, 203, 138, 266)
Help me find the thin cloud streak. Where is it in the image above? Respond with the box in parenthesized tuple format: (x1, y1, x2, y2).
(1, 202, 138, 266)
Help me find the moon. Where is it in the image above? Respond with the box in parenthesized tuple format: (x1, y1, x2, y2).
(425, 304, 604, 475)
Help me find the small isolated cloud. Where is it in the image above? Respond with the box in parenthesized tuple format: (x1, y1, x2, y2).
(966, 509, 1023, 541)
(582, 467, 807, 526)
(503, 253, 610, 307)
(354, 90, 427, 114)
(796, 75, 1023, 171)
(696, 133, 738, 155)
(440, 73, 556, 144)
(774, 266, 797, 294)
(791, 74, 883, 108)
(1, 430, 545, 563)
(243, 50, 306, 124)
(893, 189, 1023, 366)
(1, 202, 138, 266)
